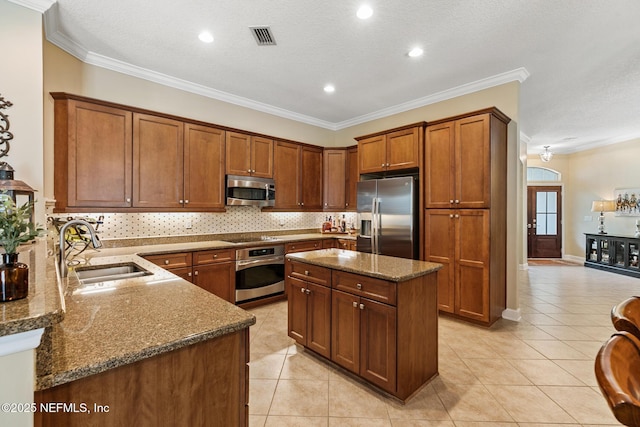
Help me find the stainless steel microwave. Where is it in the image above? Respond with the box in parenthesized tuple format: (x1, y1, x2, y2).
(226, 175, 275, 207)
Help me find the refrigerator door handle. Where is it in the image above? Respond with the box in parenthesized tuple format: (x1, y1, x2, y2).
(372, 197, 379, 254)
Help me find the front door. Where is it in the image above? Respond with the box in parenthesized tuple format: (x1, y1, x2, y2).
(527, 186, 562, 258)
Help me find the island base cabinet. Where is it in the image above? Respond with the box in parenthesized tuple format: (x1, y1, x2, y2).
(34, 329, 249, 427)
(287, 276, 331, 359)
(331, 290, 397, 394)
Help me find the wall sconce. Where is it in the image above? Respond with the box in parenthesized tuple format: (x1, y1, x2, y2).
(540, 146, 553, 162)
(591, 200, 616, 234)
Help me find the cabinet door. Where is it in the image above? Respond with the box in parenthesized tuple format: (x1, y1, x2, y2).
(169, 267, 193, 282)
(306, 282, 332, 359)
(251, 136, 274, 178)
(193, 262, 235, 303)
(425, 122, 455, 208)
(63, 100, 133, 208)
(225, 131, 252, 176)
(301, 146, 323, 209)
(345, 146, 358, 210)
(424, 210, 455, 313)
(184, 124, 225, 209)
(274, 141, 300, 209)
(358, 135, 386, 174)
(455, 209, 490, 322)
(386, 127, 419, 171)
(359, 298, 396, 393)
(133, 113, 184, 208)
(455, 114, 491, 208)
(287, 276, 308, 346)
(331, 290, 360, 374)
(323, 149, 346, 210)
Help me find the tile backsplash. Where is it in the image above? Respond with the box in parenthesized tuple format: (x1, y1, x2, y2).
(48, 206, 357, 241)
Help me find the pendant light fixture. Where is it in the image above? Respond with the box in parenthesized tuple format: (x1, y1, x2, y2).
(540, 145, 553, 162)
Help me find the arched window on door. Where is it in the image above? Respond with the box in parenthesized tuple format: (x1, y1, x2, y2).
(527, 167, 561, 182)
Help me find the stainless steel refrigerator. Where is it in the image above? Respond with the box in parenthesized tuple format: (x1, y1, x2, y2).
(356, 176, 418, 259)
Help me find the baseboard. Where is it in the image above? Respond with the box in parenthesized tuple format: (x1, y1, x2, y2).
(519, 262, 528, 270)
(502, 308, 522, 322)
(564, 254, 584, 264)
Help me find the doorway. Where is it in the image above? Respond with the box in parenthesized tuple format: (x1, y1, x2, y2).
(527, 186, 562, 258)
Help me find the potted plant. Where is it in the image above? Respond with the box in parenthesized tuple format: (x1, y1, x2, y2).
(0, 194, 44, 301)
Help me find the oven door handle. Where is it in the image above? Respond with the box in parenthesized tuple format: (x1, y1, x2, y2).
(236, 256, 284, 271)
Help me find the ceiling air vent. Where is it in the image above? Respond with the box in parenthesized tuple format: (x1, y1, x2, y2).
(250, 26, 276, 46)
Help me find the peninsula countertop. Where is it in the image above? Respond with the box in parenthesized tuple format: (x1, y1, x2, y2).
(286, 248, 442, 281)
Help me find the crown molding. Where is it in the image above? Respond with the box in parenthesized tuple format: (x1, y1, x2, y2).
(334, 68, 530, 130)
(7, 0, 55, 13)
(43, 5, 529, 131)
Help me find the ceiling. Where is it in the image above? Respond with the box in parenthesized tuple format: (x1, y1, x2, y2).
(18, 0, 640, 154)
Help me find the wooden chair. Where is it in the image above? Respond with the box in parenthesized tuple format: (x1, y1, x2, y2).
(595, 331, 640, 426)
(612, 296, 640, 340)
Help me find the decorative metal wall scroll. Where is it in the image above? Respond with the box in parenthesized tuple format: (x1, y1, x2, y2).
(0, 94, 14, 159)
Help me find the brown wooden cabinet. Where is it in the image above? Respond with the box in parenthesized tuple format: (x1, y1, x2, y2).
(323, 149, 346, 210)
(144, 248, 235, 303)
(336, 239, 357, 251)
(274, 141, 323, 210)
(52, 93, 227, 212)
(423, 108, 509, 326)
(35, 329, 249, 427)
(285, 240, 323, 254)
(287, 269, 332, 359)
(345, 146, 358, 211)
(225, 131, 273, 178)
(52, 96, 133, 210)
(356, 124, 424, 174)
(193, 248, 236, 303)
(184, 123, 226, 210)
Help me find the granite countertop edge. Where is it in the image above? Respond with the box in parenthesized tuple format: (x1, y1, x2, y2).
(36, 316, 255, 391)
(286, 249, 442, 282)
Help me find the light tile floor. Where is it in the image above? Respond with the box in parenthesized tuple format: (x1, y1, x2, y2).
(246, 263, 635, 426)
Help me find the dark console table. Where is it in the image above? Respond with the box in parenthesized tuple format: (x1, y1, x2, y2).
(585, 233, 640, 278)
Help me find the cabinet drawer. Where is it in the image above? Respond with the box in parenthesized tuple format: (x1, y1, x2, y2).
(332, 271, 396, 306)
(285, 240, 322, 253)
(287, 260, 331, 287)
(144, 252, 192, 269)
(337, 239, 356, 250)
(193, 248, 235, 265)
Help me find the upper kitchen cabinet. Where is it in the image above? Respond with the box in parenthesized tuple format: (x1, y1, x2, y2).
(345, 146, 358, 211)
(133, 113, 184, 209)
(52, 93, 226, 212)
(425, 109, 510, 209)
(273, 141, 323, 210)
(225, 131, 273, 178)
(184, 123, 226, 210)
(52, 95, 133, 210)
(356, 123, 425, 174)
(323, 149, 346, 210)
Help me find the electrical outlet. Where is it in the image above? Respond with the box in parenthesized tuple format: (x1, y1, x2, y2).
(185, 219, 193, 229)
(584, 215, 593, 222)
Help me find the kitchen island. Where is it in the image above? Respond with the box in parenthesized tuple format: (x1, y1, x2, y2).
(285, 248, 442, 402)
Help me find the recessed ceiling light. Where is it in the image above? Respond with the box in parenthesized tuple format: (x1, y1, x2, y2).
(408, 47, 423, 58)
(357, 5, 373, 19)
(198, 31, 214, 43)
(324, 84, 335, 93)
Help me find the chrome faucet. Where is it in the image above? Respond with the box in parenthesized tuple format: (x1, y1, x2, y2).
(58, 219, 103, 277)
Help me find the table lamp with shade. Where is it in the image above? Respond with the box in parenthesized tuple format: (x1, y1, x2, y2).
(591, 200, 616, 234)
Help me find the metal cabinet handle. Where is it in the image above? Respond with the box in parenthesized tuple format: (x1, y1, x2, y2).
(455, 214, 459, 218)
(356, 283, 362, 290)
(449, 214, 454, 218)
(126, 198, 131, 203)
(305, 289, 311, 295)
(381, 163, 385, 167)
(359, 303, 365, 310)
(352, 301, 358, 308)
(164, 260, 170, 265)
(455, 199, 460, 204)
(301, 287, 306, 293)
(185, 200, 189, 204)
(179, 199, 184, 204)
(213, 254, 217, 258)
(449, 199, 454, 203)
(187, 272, 192, 277)
(194, 270, 199, 276)
(386, 163, 390, 167)
(304, 270, 310, 276)
(301, 202, 304, 206)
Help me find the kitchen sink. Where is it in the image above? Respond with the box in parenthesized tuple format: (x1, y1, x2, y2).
(75, 262, 153, 285)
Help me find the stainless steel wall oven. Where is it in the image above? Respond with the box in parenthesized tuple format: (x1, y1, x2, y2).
(235, 245, 285, 303)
